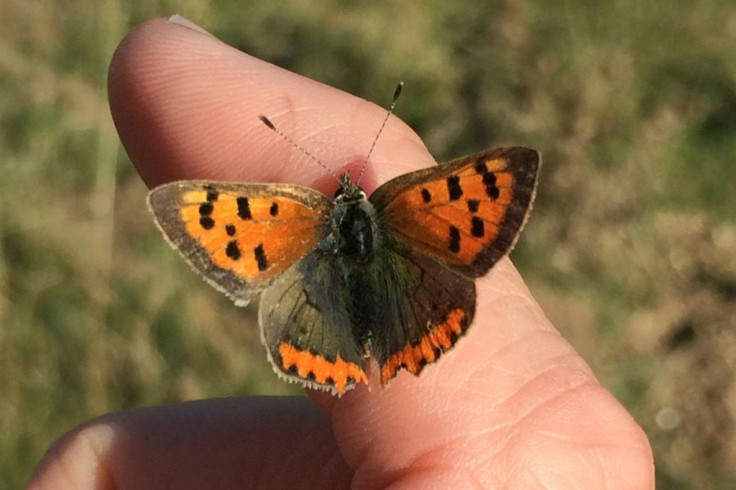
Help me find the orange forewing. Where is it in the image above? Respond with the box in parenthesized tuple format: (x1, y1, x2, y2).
(149, 181, 331, 288)
(371, 147, 539, 277)
(179, 190, 324, 281)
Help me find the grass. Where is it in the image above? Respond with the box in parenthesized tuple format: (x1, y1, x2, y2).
(2, 1, 735, 487)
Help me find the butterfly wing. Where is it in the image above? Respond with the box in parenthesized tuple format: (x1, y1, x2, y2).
(370, 147, 540, 278)
(369, 147, 539, 382)
(258, 250, 369, 394)
(368, 247, 476, 384)
(148, 181, 331, 306)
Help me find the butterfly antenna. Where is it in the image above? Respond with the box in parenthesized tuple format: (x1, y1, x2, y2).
(356, 81, 404, 184)
(258, 115, 341, 183)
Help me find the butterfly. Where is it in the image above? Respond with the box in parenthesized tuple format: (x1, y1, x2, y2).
(148, 101, 539, 395)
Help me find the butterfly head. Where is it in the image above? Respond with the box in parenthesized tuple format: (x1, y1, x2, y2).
(333, 172, 366, 203)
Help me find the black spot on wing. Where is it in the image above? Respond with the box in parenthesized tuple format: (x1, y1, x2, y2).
(447, 175, 463, 201)
(481, 168, 500, 200)
(237, 197, 252, 220)
(483, 172, 501, 201)
(199, 202, 213, 216)
(199, 203, 215, 228)
(473, 158, 501, 200)
(226, 240, 241, 260)
(199, 217, 215, 229)
(205, 189, 219, 202)
(254, 244, 268, 271)
(449, 226, 461, 253)
(471, 216, 485, 237)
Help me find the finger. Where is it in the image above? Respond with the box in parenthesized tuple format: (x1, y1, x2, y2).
(108, 17, 654, 489)
(314, 261, 654, 488)
(108, 17, 433, 192)
(28, 397, 352, 489)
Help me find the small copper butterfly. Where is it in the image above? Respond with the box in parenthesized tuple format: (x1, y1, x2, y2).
(148, 87, 540, 395)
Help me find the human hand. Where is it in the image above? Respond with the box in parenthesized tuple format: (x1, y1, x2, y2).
(28, 17, 654, 489)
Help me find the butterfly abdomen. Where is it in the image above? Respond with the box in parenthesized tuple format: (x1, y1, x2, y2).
(327, 195, 395, 346)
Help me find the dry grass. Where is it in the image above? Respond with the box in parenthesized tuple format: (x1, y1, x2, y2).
(1, 1, 735, 487)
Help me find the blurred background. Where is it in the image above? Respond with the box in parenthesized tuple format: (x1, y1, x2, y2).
(1, 1, 734, 487)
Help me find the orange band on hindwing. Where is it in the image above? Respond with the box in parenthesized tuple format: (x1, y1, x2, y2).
(380, 308, 468, 384)
(278, 342, 368, 394)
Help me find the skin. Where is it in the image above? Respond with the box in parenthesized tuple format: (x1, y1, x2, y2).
(28, 17, 655, 489)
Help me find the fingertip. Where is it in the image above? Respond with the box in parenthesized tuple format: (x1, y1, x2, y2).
(108, 19, 432, 190)
(166, 14, 216, 35)
(108, 17, 262, 187)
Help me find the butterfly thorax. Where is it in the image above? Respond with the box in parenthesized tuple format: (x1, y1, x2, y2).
(329, 174, 376, 264)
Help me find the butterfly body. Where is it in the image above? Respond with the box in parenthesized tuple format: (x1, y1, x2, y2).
(149, 147, 540, 394)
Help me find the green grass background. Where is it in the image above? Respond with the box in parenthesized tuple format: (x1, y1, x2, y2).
(2, 1, 735, 488)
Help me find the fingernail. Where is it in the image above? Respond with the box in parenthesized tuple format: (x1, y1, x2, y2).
(167, 14, 212, 36)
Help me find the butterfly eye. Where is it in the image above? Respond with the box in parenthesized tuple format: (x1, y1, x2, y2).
(333, 186, 345, 198)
